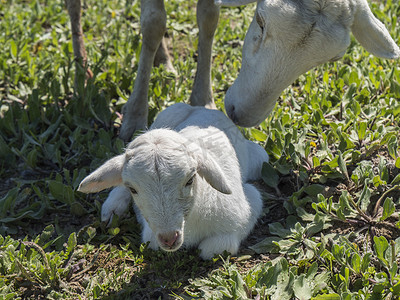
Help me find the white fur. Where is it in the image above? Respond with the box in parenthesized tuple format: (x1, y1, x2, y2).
(217, 0, 400, 127)
(78, 103, 269, 259)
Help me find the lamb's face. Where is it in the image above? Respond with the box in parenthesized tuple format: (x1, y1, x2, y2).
(122, 131, 197, 252)
(224, 0, 352, 127)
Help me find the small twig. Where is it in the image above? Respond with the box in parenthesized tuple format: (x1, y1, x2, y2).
(373, 185, 400, 217)
(22, 241, 50, 271)
(367, 277, 378, 284)
(391, 240, 396, 266)
(21, 241, 63, 288)
(66, 259, 86, 281)
(379, 220, 400, 232)
(274, 186, 282, 197)
(14, 258, 45, 286)
(62, 247, 76, 269)
(302, 156, 312, 171)
(70, 251, 100, 281)
(345, 218, 367, 226)
(261, 191, 288, 202)
(348, 197, 372, 223)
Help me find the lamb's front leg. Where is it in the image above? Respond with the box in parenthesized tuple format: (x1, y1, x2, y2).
(101, 186, 132, 225)
(65, 0, 93, 85)
(119, 0, 167, 141)
(141, 219, 159, 250)
(189, 0, 220, 108)
(198, 234, 240, 259)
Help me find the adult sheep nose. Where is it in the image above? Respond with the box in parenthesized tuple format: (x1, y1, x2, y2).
(158, 231, 179, 248)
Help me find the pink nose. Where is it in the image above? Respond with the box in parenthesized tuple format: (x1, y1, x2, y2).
(158, 231, 179, 248)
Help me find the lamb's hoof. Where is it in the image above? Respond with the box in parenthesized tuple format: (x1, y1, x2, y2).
(164, 60, 177, 76)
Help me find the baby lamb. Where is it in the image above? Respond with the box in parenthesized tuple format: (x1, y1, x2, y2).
(78, 103, 269, 259)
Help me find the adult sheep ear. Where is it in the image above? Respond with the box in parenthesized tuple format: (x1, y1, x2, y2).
(351, 0, 400, 59)
(78, 154, 125, 193)
(197, 154, 232, 195)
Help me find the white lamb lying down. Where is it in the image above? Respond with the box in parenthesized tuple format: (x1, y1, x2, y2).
(78, 103, 269, 259)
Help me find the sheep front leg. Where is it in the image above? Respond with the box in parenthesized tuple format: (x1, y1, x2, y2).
(141, 219, 159, 250)
(189, 0, 220, 108)
(119, 0, 167, 141)
(65, 0, 93, 85)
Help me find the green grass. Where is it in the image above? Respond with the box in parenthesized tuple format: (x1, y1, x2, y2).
(1, 0, 400, 298)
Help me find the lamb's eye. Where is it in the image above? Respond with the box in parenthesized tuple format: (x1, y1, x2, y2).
(185, 175, 195, 187)
(127, 186, 137, 194)
(256, 12, 264, 34)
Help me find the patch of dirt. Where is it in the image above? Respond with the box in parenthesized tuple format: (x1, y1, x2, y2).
(372, 220, 400, 240)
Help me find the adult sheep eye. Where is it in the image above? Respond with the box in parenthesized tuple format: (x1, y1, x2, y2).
(185, 175, 195, 187)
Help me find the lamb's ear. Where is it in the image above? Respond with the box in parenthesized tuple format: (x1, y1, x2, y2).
(78, 154, 125, 193)
(197, 155, 232, 195)
(351, 0, 400, 59)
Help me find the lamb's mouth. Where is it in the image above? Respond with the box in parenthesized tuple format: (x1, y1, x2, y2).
(160, 243, 182, 252)
(157, 230, 184, 252)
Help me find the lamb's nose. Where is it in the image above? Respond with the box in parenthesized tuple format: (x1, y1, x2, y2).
(158, 231, 179, 248)
(226, 105, 239, 125)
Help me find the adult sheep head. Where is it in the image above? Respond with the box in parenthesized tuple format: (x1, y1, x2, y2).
(217, 0, 400, 127)
(78, 129, 231, 253)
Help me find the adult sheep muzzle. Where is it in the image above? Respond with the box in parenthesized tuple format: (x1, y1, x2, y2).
(217, 0, 400, 127)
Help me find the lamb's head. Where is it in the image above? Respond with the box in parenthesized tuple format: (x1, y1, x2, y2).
(218, 0, 400, 127)
(78, 129, 231, 253)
